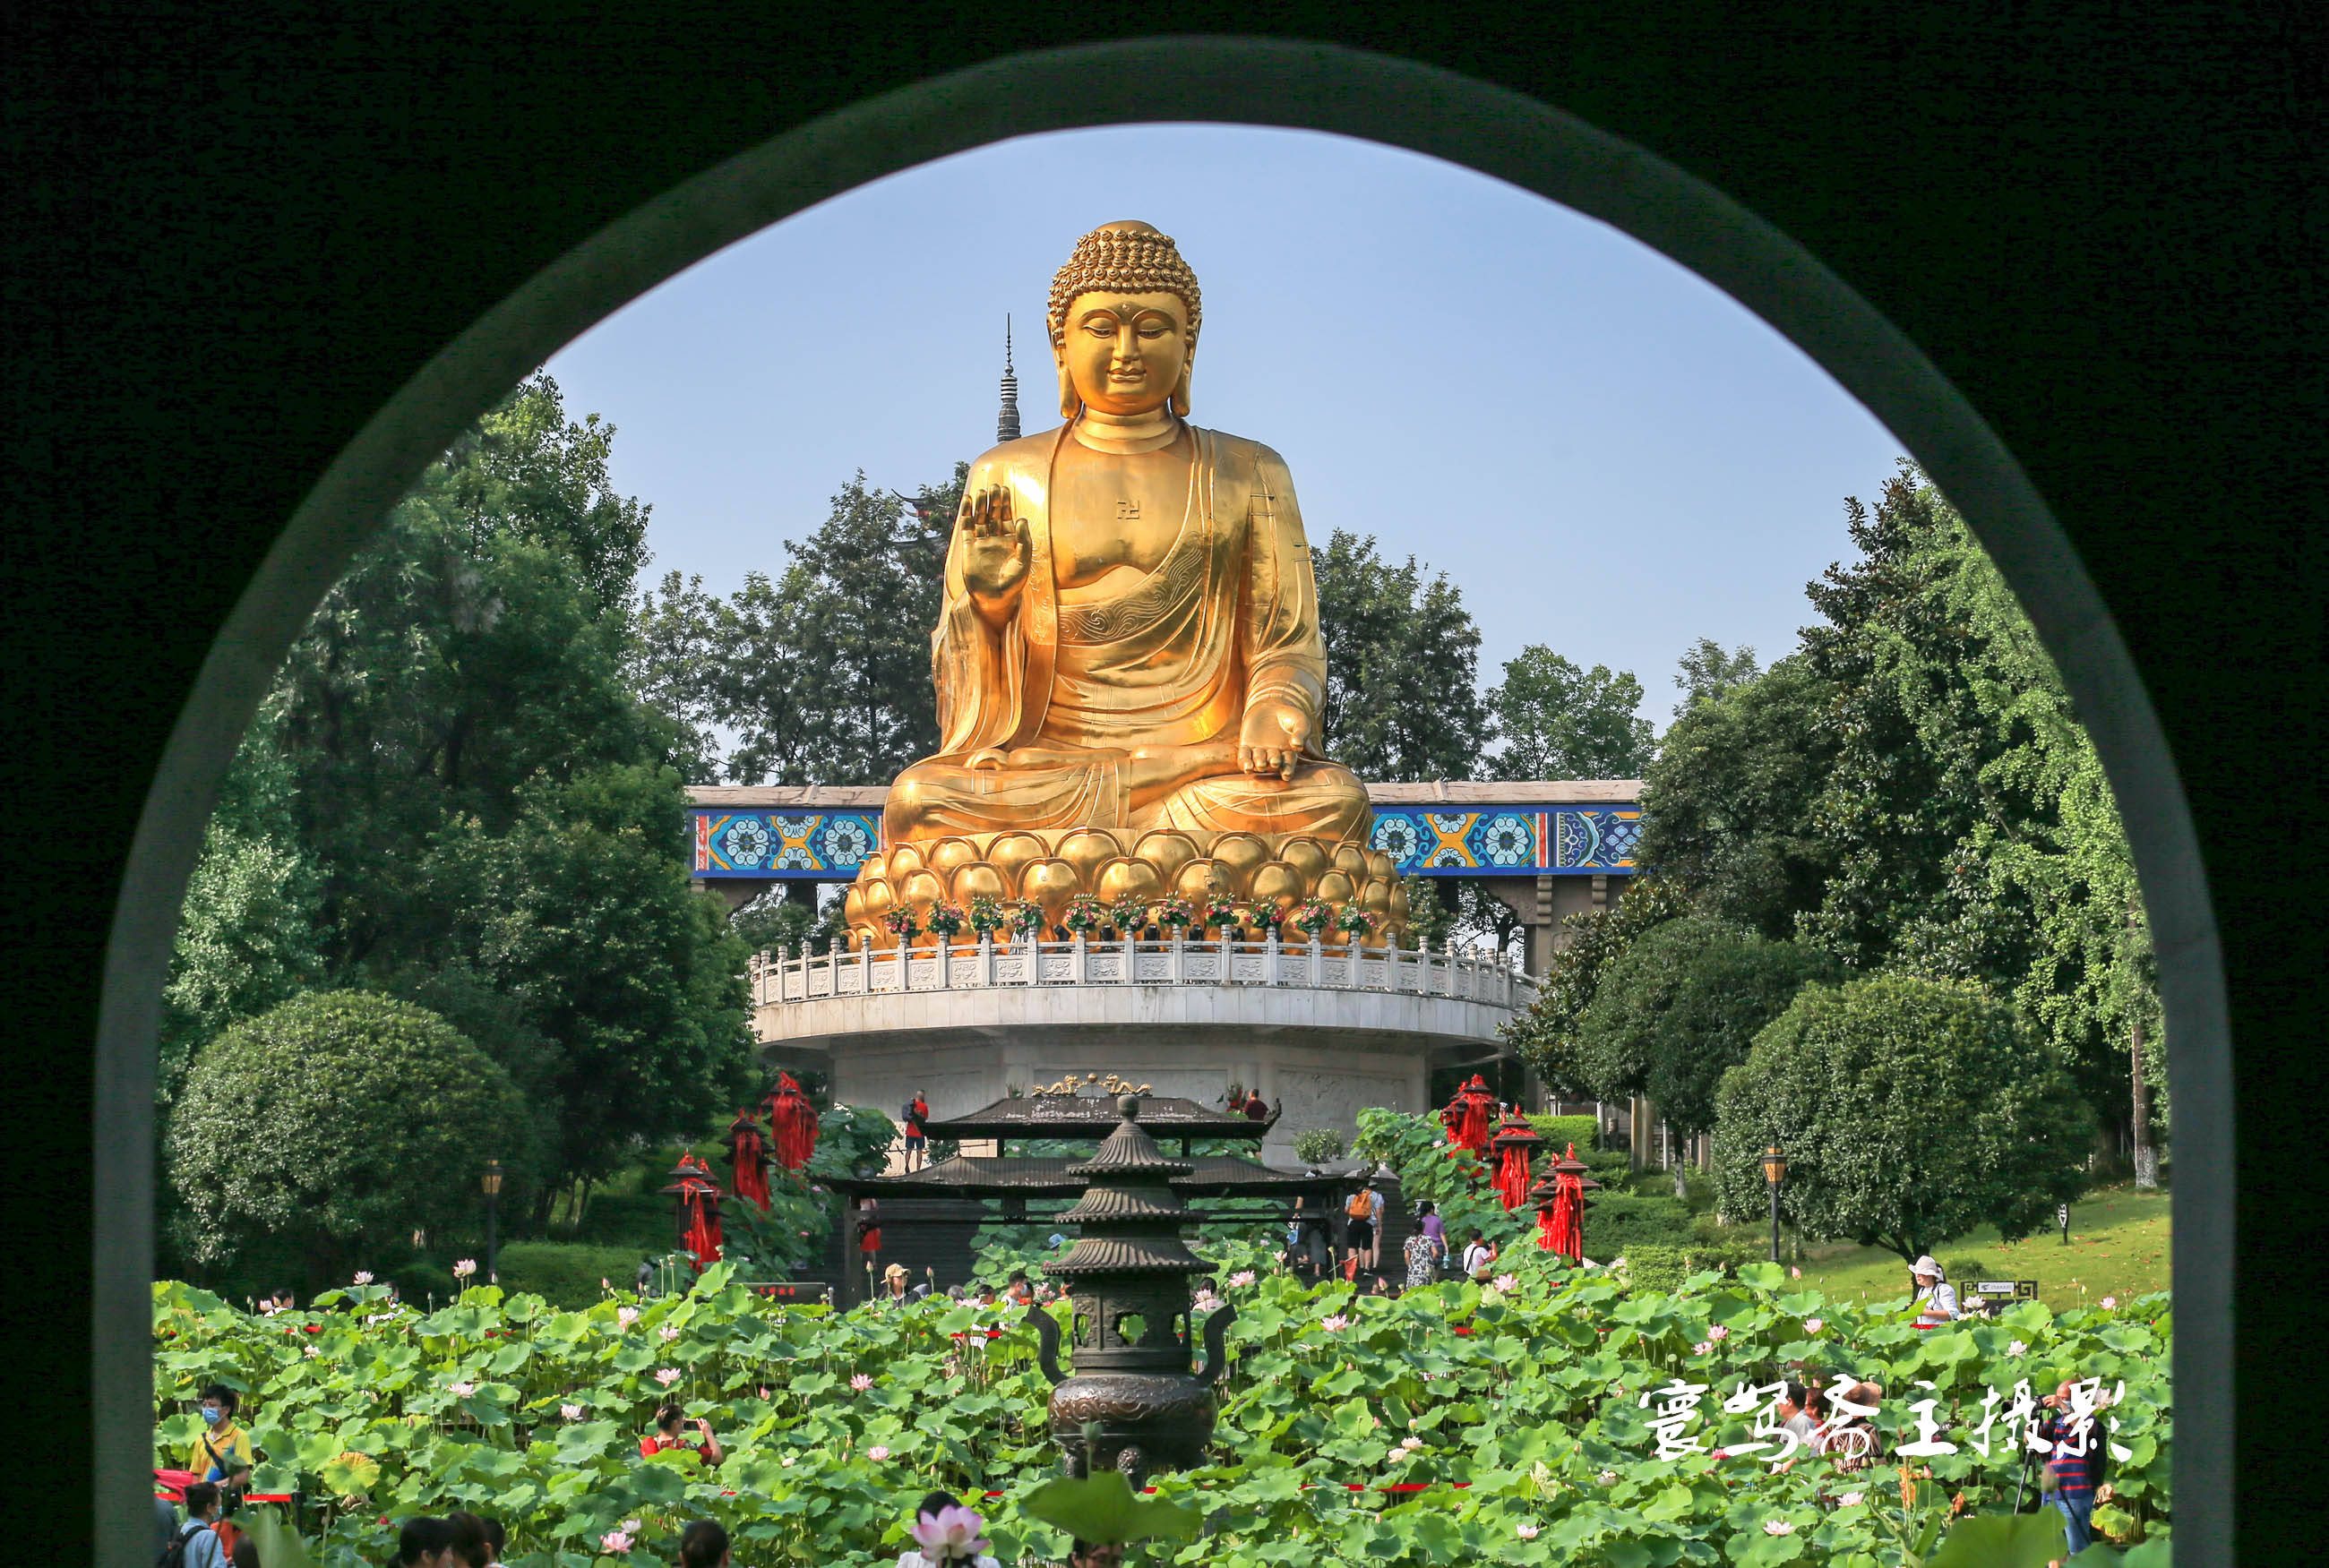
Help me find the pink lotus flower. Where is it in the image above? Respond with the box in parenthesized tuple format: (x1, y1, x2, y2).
(1710, 1449, 1731, 1461)
(1493, 1272, 1519, 1292)
(452, 1258, 477, 1279)
(1693, 1341, 1712, 1356)
(658, 1324, 680, 1341)
(1790, 1265, 1802, 1278)
(1320, 1314, 1350, 1332)
(303, 1346, 318, 1358)
(1803, 1318, 1823, 1333)
(911, 1503, 991, 1562)
(1839, 1492, 1865, 1507)
(448, 1381, 475, 1397)
(616, 1307, 640, 1329)
(1385, 1446, 1408, 1465)
(849, 1373, 873, 1391)
(1708, 1324, 1729, 1341)
(353, 1271, 374, 1285)
(1515, 1523, 1540, 1540)
(2101, 1296, 2118, 1309)
(1228, 1270, 1257, 1288)
(599, 1528, 634, 1554)
(1763, 1520, 1795, 1537)
(654, 1367, 681, 1387)
(867, 1445, 890, 1461)
(780, 1454, 795, 1468)
(601, 1278, 611, 1290)
(1402, 1435, 1423, 1450)
(2007, 1340, 2029, 1358)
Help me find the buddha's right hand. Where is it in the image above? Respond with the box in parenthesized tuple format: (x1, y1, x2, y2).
(958, 483, 1031, 614)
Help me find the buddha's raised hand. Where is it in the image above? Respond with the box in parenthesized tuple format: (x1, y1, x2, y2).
(958, 483, 1031, 616)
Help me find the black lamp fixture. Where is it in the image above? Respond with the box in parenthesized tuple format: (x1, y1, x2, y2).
(482, 1158, 503, 1284)
(1761, 1144, 1787, 1264)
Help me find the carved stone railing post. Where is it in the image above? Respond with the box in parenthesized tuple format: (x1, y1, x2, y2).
(1266, 926, 1281, 986)
(1074, 932, 1089, 985)
(979, 931, 995, 987)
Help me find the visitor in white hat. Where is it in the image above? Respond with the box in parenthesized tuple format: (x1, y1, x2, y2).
(1909, 1255, 1959, 1323)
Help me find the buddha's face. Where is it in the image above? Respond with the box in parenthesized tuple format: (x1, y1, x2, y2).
(1057, 290, 1190, 416)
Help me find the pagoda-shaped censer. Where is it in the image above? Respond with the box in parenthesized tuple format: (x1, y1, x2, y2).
(1025, 1095, 1236, 1484)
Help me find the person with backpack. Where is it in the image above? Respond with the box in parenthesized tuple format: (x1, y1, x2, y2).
(161, 1483, 228, 1568)
(183, 1385, 253, 1490)
(1342, 1185, 1375, 1281)
(902, 1092, 931, 1170)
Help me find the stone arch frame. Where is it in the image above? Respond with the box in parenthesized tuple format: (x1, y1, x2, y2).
(90, 38, 2230, 1563)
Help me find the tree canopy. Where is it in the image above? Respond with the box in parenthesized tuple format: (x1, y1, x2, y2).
(1485, 647, 1655, 779)
(1711, 973, 2093, 1264)
(168, 991, 529, 1290)
(1571, 916, 1841, 1140)
(161, 374, 754, 1236)
(1311, 528, 1491, 784)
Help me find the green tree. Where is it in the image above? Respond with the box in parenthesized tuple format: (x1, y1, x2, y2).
(168, 991, 529, 1291)
(157, 700, 324, 1103)
(1672, 637, 1762, 713)
(1711, 974, 2093, 1264)
(1633, 655, 1841, 941)
(240, 373, 749, 1212)
(722, 470, 960, 785)
(1485, 646, 1655, 778)
(1502, 876, 1689, 1099)
(426, 763, 754, 1203)
(628, 570, 726, 784)
(1571, 917, 1840, 1193)
(1312, 529, 1490, 784)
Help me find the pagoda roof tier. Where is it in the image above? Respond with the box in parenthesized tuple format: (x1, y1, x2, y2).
(1045, 1236, 1209, 1276)
(924, 1091, 1274, 1140)
(829, 1152, 1319, 1199)
(1054, 1184, 1192, 1224)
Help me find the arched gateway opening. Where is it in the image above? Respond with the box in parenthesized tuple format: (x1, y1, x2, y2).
(94, 38, 2230, 1564)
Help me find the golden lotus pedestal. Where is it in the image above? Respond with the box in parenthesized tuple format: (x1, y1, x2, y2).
(842, 827, 1410, 951)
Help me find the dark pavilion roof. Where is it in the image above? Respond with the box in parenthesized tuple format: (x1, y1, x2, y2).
(830, 1152, 1319, 1199)
(924, 1091, 1275, 1141)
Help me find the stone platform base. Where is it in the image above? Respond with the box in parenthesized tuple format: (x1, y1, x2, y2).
(843, 827, 1410, 950)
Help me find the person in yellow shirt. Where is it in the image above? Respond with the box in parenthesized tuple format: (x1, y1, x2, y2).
(185, 1384, 253, 1488)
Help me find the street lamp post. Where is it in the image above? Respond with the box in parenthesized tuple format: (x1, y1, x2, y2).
(482, 1158, 503, 1284)
(1762, 1145, 1787, 1264)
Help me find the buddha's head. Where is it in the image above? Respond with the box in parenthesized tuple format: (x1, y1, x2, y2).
(1047, 219, 1202, 421)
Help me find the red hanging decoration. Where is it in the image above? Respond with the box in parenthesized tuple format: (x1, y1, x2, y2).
(762, 1073, 821, 1171)
(1441, 1074, 1497, 1157)
(1488, 1112, 1543, 1212)
(661, 1152, 725, 1269)
(1529, 1144, 1599, 1260)
(724, 1108, 771, 1211)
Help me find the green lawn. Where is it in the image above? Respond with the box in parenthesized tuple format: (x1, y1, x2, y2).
(1790, 1184, 2171, 1309)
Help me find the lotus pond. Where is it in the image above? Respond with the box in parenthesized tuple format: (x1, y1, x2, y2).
(153, 1245, 2170, 1567)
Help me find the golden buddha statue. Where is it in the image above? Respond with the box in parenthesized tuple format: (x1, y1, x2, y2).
(847, 221, 1403, 946)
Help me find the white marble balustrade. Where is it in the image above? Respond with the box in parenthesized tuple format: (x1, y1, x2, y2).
(747, 932, 1535, 1014)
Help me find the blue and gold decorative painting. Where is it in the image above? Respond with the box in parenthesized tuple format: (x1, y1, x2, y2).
(1365, 806, 1639, 876)
(692, 810, 881, 877)
(691, 803, 1635, 878)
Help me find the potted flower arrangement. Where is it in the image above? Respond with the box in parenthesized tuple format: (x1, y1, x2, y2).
(1203, 895, 1242, 938)
(967, 894, 1008, 939)
(1106, 893, 1149, 938)
(881, 906, 918, 942)
(926, 901, 967, 941)
(1335, 905, 1380, 942)
(1250, 900, 1288, 939)
(1151, 894, 1196, 934)
(1007, 900, 1047, 941)
(1292, 895, 1336, 940)
(1061, 894, 1107, 937)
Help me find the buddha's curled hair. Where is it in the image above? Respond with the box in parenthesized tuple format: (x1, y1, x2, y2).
(1047, 220, 1202, 347)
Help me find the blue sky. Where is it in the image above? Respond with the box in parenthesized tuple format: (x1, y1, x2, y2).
(546, 125, 1905, 727)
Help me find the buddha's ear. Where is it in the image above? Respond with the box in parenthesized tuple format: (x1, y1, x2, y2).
(1172, 358, 1193, 418)
(1056, 359, 1079, 421)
